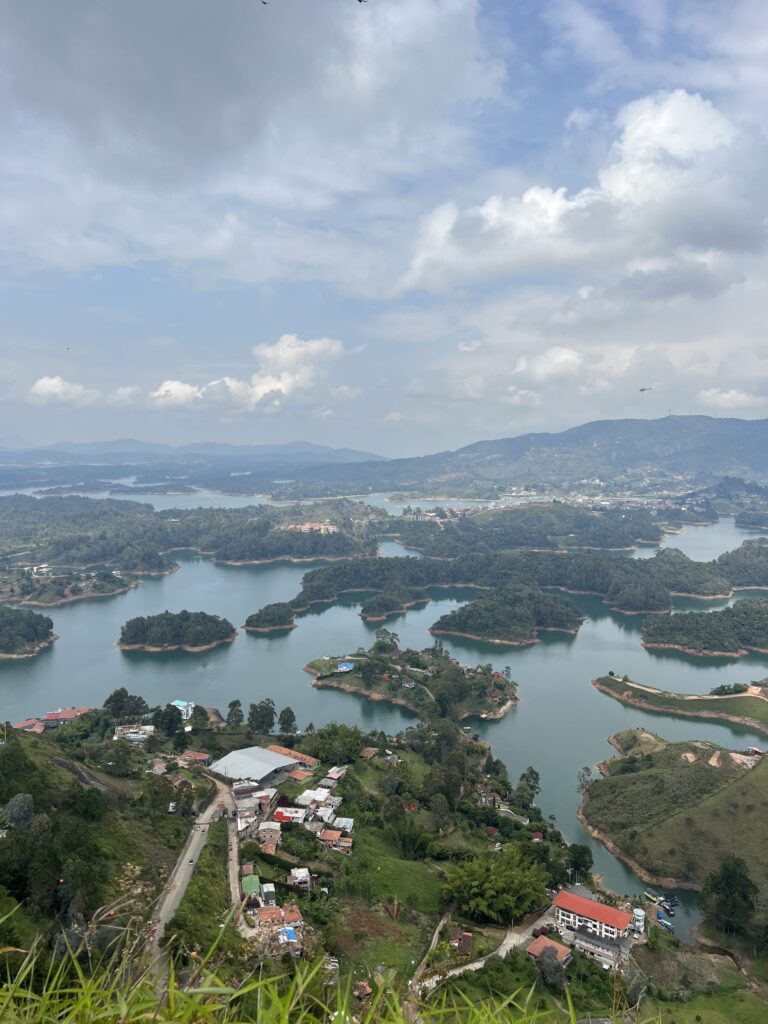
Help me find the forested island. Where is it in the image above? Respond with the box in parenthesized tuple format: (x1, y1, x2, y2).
(593, 674, 768, 734)
(580, 729, 768, 889)
(430, 584, 583, 645)
(246, 540, 762, 636)
(0, 569, 136, 606)
(642, 598, 768, 656)
(0, 605, 56, 658)
(118, 610, 236, 652)
(0, 494, 382, 574)
(306, 632, 518, 721)
(243, 602, 296, 632)
(396, 504, 663, 555)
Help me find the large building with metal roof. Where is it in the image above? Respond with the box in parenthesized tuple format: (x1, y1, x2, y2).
(208, 744, 299, 784)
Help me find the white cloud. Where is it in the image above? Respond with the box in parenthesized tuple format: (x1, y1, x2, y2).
(698, 387, 765, 409)
(149, 334, 344, 412)
(565, 106, 596, 130)
(526, 346, 584, 381)
(330, 385, 363, 399)
(28, 376, 100, 405)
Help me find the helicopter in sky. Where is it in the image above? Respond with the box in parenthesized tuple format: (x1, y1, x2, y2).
(638, 385, 653, 392)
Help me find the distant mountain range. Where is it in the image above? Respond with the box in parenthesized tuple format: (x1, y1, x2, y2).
(2, 417, 768, 497)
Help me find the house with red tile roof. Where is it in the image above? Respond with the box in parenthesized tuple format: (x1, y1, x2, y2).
(527, 934, 573, 966)
(180, 750, 211, 765)
(553, 891, 632, 940)
(41, 707, 91, 727)
(14, 718, 45, 735)
(266, 744, 319, 768)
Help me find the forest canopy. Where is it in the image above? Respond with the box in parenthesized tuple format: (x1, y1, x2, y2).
(119, 610, 235, 649)
(0, 605, 55, 655)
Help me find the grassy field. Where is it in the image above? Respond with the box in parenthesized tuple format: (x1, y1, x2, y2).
(595, 675, 768, 731)
(583, 729, 768, 886)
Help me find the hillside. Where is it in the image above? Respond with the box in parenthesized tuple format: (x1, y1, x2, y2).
(581, 730, 768, 888)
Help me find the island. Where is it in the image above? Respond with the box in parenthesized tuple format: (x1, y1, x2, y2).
(0, 569, 137, 607)
(243, 602, 297, 632)
(641, 597, 768, 657)
(592, 674, 768, 735)
(579, 728, 768, 889)
(359, 588, 428, 621)
(305, 633, 518, 721)
(118, 610, 237, 653)
(0, 605, 57, 659)
(429, 583, 583, 645)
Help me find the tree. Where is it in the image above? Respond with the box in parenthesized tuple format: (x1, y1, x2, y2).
(537, 945, 564, 990)
(226, 699, 244, 731)
(700, 856, 758, 935)
(305, 723, 363, 764)
(577, 766, 594, 795)
(248, 699, 275, 733)
(103, 687, 148, 720)
(277, 706, 297, 734)
(569, 844, 594, 877)
(373, 628, 400, 653)
(1, 792, 34, 830)
(443, 845, 548, 924)
(190, 704, 209, 733)
(152, 704, 182, 738)
(305, 722, 315, 735)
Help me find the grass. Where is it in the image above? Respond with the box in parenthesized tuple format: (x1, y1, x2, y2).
(644, 989, 768, 1023)
(584, 728, 768, 886)
(350, 828, 443, 913)
(595, 676, 768, 731)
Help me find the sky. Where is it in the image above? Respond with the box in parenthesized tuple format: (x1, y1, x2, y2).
(1, 0, 767, 456)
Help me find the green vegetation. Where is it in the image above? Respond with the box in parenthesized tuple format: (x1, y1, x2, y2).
(715, 538, 768, 585)
(168, 819, 239, 958)
(642, 598, 768, 655)
(0, 568, 133, 606)
(119, 610, 236, 649)
(308, 636, 517, 721)
(594, 675, 768, 733)
(581, 729, 768, 888)
(443, 845, 548, 924)
(243, 602, 296, 630)
(360, 588, 427, 621)
(397, 504, 662, 554)
(431, 584, 582, 644)
(0, 494, 381, 574)
(0, 605, 54, 656)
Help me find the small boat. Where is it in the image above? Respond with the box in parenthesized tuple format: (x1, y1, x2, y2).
(663, 892, 679, 905)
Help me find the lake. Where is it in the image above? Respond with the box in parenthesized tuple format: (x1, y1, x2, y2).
(1, 516, 765, 940)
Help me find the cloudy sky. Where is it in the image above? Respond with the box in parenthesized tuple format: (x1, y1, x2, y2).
(2, 0, 767, 455)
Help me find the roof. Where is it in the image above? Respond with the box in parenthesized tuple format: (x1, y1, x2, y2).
(241, 863, 253, 875)
(553, 891, 632, 930)
(267, 744, 319, 767)
(14, 718, 44, 733)
(527, 935, 572, 963)
(320, 829, 342, 842)
(242, 875, 261, 894)
(288, 768, 314, 781)
(42, 707, 91, 722)
(209, 745, 299, 781)
(182, 750, 210, 761)
(283, 904, 303, 925)
(257, 906, 283, 924)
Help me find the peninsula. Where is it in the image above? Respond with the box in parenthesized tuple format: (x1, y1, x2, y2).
(592, 674, 768, 735)
(118, 610, 237, 653)
(0, 605, 57, 659)
(243, 602, 297, 632)
(641, 597, 768, 657)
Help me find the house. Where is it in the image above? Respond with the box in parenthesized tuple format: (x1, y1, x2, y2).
(532, 831, 544, 843)
(180, 750, 211, 766)
(114, 724, 155, 743)
(283, 904, 303, 928)
(486, 826, 499, 837)
(256, 906, 284, 929)
(403, 801, 419, 813)
(273, 807, 307, 824)
(289, 867, 311, 889)
(383, 753, 401, 767)
(449, 929, 473, 957)
(149, 758, 167, 775)
(319, 828, 353, 853)
(334, 816, 354, 833)
(553, 891, 632, 941)
(326, 766, 347, 781)
(13, 718, 45, 735)
(261, 882, 277, 905)
(288, 768, 314, 782)
(170, 699, 195, 720)
(42, 707, 91, 728)
(258, 821, 282, 846)
(359, 747, 379, 760)
(241, 863, 254, 876)
(266, 744, 319, 769)
(527, 934, 573, 967)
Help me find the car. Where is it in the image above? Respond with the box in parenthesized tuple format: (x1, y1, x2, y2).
(188, 858, 194, 864)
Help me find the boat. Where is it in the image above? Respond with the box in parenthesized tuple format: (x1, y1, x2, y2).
(663, 892, 679, 906)
(643, 890, 660, 903)
(656, 910, 675, 933)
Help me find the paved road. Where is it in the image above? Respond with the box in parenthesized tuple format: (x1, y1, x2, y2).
(148, 777, 234, 957)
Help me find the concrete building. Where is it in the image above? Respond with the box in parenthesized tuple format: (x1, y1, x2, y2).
(553, 891, 632, 942)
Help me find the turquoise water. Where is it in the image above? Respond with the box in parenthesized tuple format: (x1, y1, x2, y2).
(1, 516, 764, 940)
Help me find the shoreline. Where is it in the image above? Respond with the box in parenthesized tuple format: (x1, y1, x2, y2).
(591, 677, 768, 736)
(577, 796, 701, 891)
(6, 581, 140, 608)
(0, 633, 59, 660)
(429, 623, 580, 646)
(243, 623, 297, 633)
(305, 667, 518, 721)
(641, 640, 768, 659)
(118, 631, 237, 654)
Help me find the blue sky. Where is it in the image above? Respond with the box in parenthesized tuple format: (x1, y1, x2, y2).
(1, 0, 767, 455)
